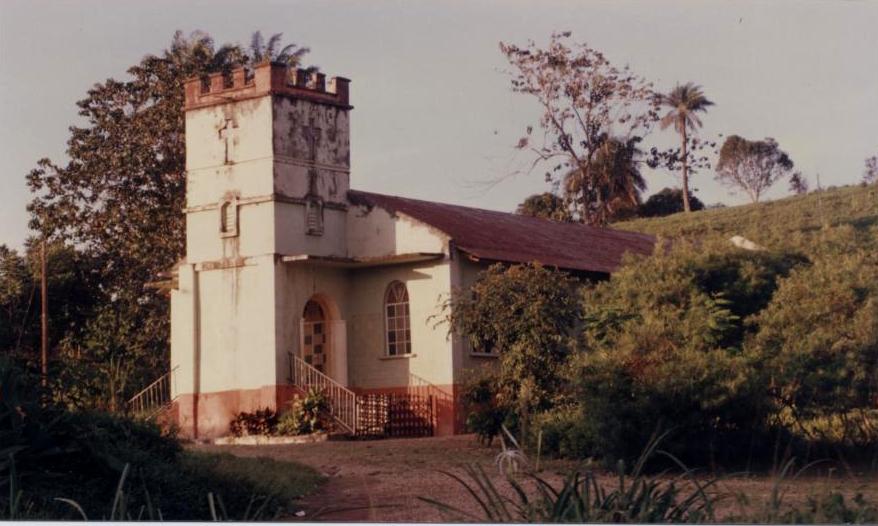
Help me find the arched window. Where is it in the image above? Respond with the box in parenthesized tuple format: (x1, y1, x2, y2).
(220, 199, 237, 236)
(384, 281, 411, 356)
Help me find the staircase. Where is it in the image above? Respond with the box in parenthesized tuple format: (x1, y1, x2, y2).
(288, 353, 358, 434)
(127, 366, 178, 419)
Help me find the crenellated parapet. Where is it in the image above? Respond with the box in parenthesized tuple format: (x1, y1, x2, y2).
(184, 62, 351, 111)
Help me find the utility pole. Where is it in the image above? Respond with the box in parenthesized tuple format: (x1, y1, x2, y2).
(40, 240, 48, 387)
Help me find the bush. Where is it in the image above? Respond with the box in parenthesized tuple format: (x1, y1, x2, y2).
(748, 249, 878, 446)
(276, 388, 332, 436)
(0, 359, 321, 519)
(459, 370, 515, 446)
(568, 241, 800, 466)
(447, 263, 579, 439)
(229, 408, 278, 437)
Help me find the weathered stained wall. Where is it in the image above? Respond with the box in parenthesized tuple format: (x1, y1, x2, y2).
(346, 204, 448, 258)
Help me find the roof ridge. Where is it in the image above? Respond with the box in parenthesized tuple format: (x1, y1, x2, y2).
(347, 189, 654, 241)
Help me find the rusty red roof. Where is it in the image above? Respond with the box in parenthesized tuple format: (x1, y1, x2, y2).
(348, 190, 655, 275)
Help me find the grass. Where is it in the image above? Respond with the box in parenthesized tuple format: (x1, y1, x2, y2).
(614, 184, 878, 255)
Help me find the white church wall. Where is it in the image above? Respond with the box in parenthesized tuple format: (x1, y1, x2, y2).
(185, 98, 274, 202)
(271, 97, 351, 204)
(196, 257, 278, 394)
(170, 264, 197, 398)
(346, 260, 454, 390)
(274, 203, 348, 257)
(346, 206, 448, 258)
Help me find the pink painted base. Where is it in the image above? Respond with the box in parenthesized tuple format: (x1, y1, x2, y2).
(173, 384, 465, 439)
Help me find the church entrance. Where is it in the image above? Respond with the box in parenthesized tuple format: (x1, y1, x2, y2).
(302, 299, 329, 373)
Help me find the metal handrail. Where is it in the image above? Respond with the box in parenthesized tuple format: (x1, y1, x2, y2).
(288, 353, 358, 434)
(127, 366, 178, 418)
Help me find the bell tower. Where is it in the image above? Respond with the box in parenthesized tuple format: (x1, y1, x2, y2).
(172, 63, 352, 438)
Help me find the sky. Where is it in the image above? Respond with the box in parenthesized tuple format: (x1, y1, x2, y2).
(1, 0, 876, 250)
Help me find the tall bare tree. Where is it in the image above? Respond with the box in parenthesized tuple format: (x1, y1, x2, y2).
(658, 83, 714, 212)
(501, 32, 659, 226)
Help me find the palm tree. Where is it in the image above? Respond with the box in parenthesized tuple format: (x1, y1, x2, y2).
(564, 137, 646, 225)
(249, 31, 310, 66)
(658, 83, 714, 212)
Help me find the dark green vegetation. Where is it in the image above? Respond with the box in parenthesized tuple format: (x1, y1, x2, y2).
(458, 185, 878, 471)
(1, 360, 322, 520)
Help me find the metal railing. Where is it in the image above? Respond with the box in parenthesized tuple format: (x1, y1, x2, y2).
(127, 366, 178, 418)
(289, 353, 358, 434)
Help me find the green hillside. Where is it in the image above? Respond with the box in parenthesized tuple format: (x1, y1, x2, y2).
(614, 185, 878, 255)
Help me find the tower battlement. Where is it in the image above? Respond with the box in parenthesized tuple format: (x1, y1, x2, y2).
(184, 62, 351, 111)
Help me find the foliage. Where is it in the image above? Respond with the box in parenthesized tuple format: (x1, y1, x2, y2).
(229, 408, 279, 437)
(447, 263, 579, 438)
(637, 187, 705, 218)
(460, 370, 515, 445)
(715, 135, 794, 202)
(501, 32, 659, 225)
(0, 359, 320, 519)
(565, 241, 807, 466)
(277, 387, 333, 436)
(656, 82, 715, 212)
(23, 31, 312, 411)
(788, 171, 810, 195)
(747, 250, 878, 445)
(516, 192, 572, 222)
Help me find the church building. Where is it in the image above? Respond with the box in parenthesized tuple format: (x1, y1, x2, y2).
(169, 62, 654, 439)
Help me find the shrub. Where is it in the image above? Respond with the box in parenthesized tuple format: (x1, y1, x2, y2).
(568, 241, 799, 466)
(446, 263, 579, 439)
(748, 249, 878, 446)
(276, 388, 332, 436)
(229, 408, 278, 437)
(459, 370, 514, 446)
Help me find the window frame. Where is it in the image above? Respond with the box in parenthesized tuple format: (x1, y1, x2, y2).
(219, 198, 239, 238)
(384, 281, 412, 357)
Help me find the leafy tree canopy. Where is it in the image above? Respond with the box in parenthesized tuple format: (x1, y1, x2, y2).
(715, 135, 794, 202)
(637, 187, 705, 218)
(516, 193, 572, 222)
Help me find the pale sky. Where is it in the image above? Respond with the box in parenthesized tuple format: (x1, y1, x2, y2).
(1, 0, 876, 249)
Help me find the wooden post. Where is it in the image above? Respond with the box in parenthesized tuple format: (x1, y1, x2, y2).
(40, 240, 48, 387)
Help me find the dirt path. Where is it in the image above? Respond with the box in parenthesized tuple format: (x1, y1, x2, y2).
(196, 435, 878, 522)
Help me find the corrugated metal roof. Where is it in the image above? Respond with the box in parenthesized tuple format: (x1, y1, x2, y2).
(348, 190, 655, 275)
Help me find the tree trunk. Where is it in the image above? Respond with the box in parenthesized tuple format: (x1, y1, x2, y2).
(681, 123, 691, 213)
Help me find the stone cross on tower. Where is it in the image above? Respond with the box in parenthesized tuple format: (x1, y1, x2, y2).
(301, 117, 322, 195)
(218, 119, 238, 164)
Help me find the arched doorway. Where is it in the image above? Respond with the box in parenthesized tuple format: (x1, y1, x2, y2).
(302, 299, 329, 374)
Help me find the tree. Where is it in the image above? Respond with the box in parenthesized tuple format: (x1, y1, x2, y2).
(715, 135, 794, 202)
(516, 192, 572, 222)
(788, 171, 809, 195)
(864, 155, 878, 185)
(501, 32, 659, 226)
(638, 187, 705, 218)
(563, 137, 648, 222)
(445, 263, 580, 439)
(25, 31, 310, 405)
(657, 83, 714, 212)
